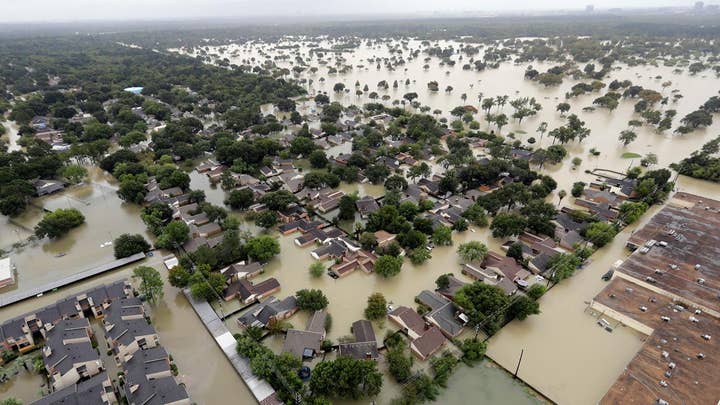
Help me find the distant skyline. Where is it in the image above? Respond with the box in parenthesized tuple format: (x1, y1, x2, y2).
(0, 0, 702, 23)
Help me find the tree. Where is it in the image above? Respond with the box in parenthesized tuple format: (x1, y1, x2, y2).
(432, 225, 453, 246)
(296, 289, 329, 310)
(431, 351, 458, 387)
(224, 189, 253, 211)
(290, 136, 317, 156)
(619, 201, 649, 224)
(490, 213, 527, 238)
(309, 356, 383, 400)
(408, 248, 432, 265)
(255, 211, 278, 229)
(558, 190, 567, 206)
(494, 113, 508, 133)
(387, 348, 413, 382)
(571, 181, 586, 198)
(259, 190, 297, 211)
(556, 102, 570, 115)
(189, 271, 226, 301)
(462, 203, 489, 226)
(168, 265, 192, 288)
(309, 262, 325, 278)
(618, 130, 637, 146)
(333, 82, 346, 93)
(133, 266, 163, 303)
(155, 221, 189, 249)
(61, 165, 88, 184)
(506, 242, 524, 262)
(526, 284, 547, 300)
(374, 255, 403, 278)
(455, 282, 510, 332)
(365, 292, 388, 320)
(245, 235, 280, 262)
(680, 109, 713, 129)
(34, 208, 85, 239)
(384, 175, 408, 192)
(360, 232, 378, 251)
(547, 253, 582, 283)
(435, 274, 451, 290)
(114, 233, 150, 259)
(338, 195, 358, 221)
(459, 338, 487, 364)
(583, 221, 617, 247)
(508, 295, 540, 320)
(308, 150, 328, 168)
(457, 241, 488, 263)
(0, 399, 22, 405)
(545, 145, 568, 163)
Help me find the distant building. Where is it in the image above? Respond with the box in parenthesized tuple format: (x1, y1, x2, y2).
(124, 87, 144, 95)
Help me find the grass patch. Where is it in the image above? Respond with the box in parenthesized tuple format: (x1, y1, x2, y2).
(621, 152, 642, 159)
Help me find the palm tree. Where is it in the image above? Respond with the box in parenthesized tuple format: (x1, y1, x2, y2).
(558, 190, 567, 207)
(537, 122, 548, 142)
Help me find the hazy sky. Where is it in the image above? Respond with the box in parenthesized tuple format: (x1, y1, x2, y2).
(1, 0, 693, 22)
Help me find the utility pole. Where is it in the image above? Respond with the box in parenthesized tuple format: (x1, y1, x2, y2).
(514, 349, 524, 379)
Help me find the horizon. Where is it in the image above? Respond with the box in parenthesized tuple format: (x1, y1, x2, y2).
(0, 0, 706, 24)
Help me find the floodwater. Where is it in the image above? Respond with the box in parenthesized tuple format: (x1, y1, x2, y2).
(174, 37, 720, 404)
(1, 167, 149, 294)
(0, 257, 253, 404)
(1, 120, 21, 152)
(1, 37, 718, 404)
(178, 38, 719, 197)
(486, 175, 720, 405)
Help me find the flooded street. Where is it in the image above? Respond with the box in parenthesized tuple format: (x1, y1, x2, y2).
(1, 120, 21, 152)
(1, 167, 149, 294)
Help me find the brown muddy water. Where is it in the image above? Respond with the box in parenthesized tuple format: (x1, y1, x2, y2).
(1, 167, 150, 294)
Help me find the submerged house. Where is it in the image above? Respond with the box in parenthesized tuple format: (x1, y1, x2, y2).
(122, 346, 190, 405)
(389, 306, 447, 360)
(338, 320, 379, 360)
(43, 318, 103, 391)
(103, 298, 160, 361)
(237, 296, 298, 329)
(282, 310, 327, 359)
(223, 277, 281, 303)
(416, 290, 467, 338)
(31, 372, 117, 405)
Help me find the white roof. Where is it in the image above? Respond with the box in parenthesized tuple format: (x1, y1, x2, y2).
(163, 255, 179, 270)
(0, 257, 13, 281)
